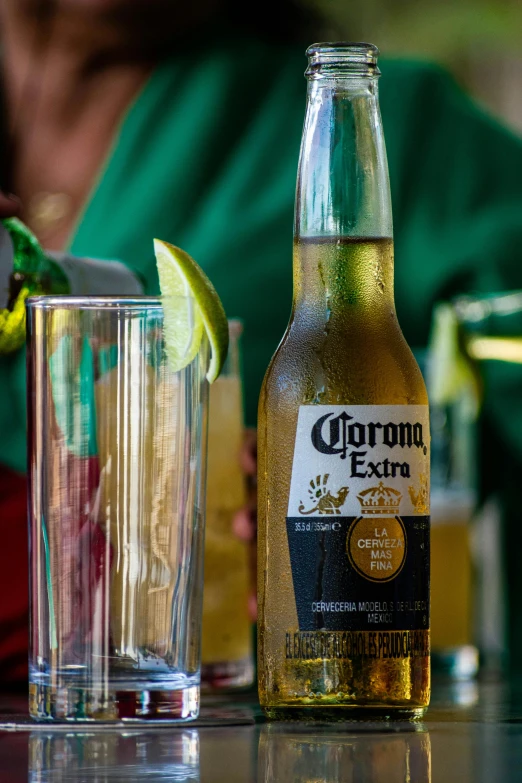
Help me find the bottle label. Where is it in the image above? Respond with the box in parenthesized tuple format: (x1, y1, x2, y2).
(49, 252, 143, 296)
(286, 404, 430, 636)
(0, 224, 14, 309)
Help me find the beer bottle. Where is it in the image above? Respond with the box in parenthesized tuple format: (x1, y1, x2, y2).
(258, 43, 430, 719)
(0, 218, 143, 353)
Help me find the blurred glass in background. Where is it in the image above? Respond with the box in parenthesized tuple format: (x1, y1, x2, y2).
(426, 292, 522, 678)
(453, 291, 522, 673)
(423, 308, 480, 680)
(201, 321, 254, 691)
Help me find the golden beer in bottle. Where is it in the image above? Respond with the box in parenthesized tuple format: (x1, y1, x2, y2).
(258, 43, 430, 719)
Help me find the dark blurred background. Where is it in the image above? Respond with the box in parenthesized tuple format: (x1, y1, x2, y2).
(305, 0, 522, 134)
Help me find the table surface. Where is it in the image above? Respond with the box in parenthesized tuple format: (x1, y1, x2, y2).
(1, 679, 522, 782)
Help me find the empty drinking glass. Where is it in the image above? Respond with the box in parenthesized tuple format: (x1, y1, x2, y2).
(27, 296, 209, 721)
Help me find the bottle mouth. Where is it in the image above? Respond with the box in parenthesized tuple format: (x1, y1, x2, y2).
(306, 42, 380, 78)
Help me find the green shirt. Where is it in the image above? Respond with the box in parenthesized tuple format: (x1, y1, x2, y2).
(3, 38, 522, 659)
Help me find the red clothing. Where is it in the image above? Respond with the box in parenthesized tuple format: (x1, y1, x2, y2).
(0, 469, 28, 684)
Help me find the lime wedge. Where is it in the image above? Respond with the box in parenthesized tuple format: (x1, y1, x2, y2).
(154, 239, 229, 383)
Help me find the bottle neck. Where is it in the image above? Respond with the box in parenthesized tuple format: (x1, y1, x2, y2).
(293, 72, 394, 318)
(295, 74, 392, 239)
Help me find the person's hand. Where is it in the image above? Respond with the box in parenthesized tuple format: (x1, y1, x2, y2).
(233, 427, 257, 621)
(0, 192, 21, 218)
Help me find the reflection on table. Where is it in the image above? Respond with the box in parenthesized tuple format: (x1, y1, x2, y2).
(1, 681, 522, 782)
(258, 723, 430, 783)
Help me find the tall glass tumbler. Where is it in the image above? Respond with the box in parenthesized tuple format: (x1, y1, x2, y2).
(201, 321, 254, 690)
(27, 296, 209, 722)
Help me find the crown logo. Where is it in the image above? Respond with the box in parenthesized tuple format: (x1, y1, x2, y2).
(357, 482, 402, 516)
(408, 474, 429, 515)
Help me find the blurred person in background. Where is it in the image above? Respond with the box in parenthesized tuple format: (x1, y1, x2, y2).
(2, 0, 522, 684)
(0, 192, 20, 216)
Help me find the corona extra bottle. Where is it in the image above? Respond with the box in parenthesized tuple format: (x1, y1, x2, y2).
(258, 43, 430, 719)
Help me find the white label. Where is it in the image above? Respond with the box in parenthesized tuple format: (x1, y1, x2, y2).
(48, 252, 143, 295)
(287, 405, 430, 518)
(0, 224, 14, 309)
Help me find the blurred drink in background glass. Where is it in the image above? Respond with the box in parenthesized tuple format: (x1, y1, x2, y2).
(426, 305, 480, 680)
(425, 292, 522, 679)
(201, 321, 254, 690)
(430, 494, 474, 652)
(452, 291, 522, 674)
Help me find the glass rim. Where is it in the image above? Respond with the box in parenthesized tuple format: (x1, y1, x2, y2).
(307, 42, 379, 58)
(26, 295, 180, 311)
(453, 290, 522, 323)
(305, 42, 380, 79)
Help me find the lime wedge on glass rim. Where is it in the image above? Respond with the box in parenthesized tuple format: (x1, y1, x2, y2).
(154, 239, 229, 383)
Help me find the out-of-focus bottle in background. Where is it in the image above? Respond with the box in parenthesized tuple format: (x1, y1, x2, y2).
(201, 320, 254, 690)
(0, 218, 142, 353)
